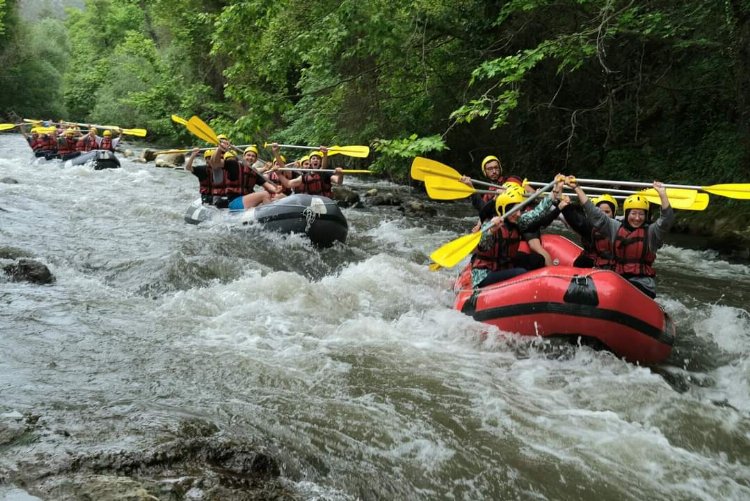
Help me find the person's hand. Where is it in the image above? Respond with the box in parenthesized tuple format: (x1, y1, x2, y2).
(320, 146, 329, 155)
(334, 167, 343, 175)
(558, 194, 571, 210)
(653, 180, 666, 195)
(490, 216, 502, 228)
(275, 184, 283, 193)
(459, 175, 473, 187)
(564, 175, 578, 189)
(190, 148, 199, 157)
(271, 142, 280, 154)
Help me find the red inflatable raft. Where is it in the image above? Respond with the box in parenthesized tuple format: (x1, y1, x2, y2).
(453, 234, 675, 364)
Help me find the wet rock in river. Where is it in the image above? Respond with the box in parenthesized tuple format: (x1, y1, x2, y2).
(3, 258, 55, 284)
(8, 419, 293, 501)
(0, 177, 18, 184)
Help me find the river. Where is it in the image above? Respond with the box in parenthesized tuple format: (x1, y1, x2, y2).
(1, 133, 749, 500)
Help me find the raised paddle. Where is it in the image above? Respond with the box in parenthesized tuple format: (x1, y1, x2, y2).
(263, 142, 370, 158)
(274, 168, 372, 174)
(573, 177, 750, 201)
(410, 157, 498, 189)
(0, 123, 26, 131)
(171, 114, 189, 126)
(424, 175, 708, 210)
(526, 180, 699, 209)
(429, 178, 558, 269)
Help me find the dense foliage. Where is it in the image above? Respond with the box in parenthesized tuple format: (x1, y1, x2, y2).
(1, 0, 748, 183)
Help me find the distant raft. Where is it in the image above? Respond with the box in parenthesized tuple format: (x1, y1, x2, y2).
(453, 234, 675, 365)
(183, 193, 348, 248)
(36, 150, 121, 170)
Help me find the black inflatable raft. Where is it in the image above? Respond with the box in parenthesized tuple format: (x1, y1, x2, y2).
(183, 193, 348, 247)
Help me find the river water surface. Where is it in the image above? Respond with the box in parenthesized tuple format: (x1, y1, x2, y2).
(1, 133, 749, 500)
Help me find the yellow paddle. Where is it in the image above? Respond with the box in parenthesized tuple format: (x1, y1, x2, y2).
(186, 115, 221, 145)
(425, 175, 706, 210)
(171, 114, 189, 126)
(411, 157, 499, 189)
(429, 178, 558, 269)
(0, 123, 24, 131)
(263, 142, 370, 158)
(575, 177, 750, 201)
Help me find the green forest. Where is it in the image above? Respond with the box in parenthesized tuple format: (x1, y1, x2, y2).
(1, 0, 748, 185)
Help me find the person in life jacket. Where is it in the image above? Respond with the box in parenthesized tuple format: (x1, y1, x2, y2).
(185, 148, 215, 204)
(271, 144, 344, 198)
(211, 139, 280, 211)
(76, 127, 100, 152)
(57, 128, 82, 161)
(264, 150, 295, 198)
(458, 155, 532, 222)
(561, 193, 618, 269)
(567, 178, 674, 298)
(512, 175, 570, 268)
(469, 183, 566, 288)
(19, 124, 43, 153)
(99, 129, 121, 151)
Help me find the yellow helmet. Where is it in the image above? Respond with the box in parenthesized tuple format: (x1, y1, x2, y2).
(481, 155, 501, 176)
(299, 155, 310, 163)
(624, 194, 649, 212)
(203, 149, 215, 159)
(216, 134, 229, 141)
(223, 150, 237, 159)
(103, 130, 112, 137)
(90, 127, 98, 134)
(592, 194, 618, 213)
(65, 128, 75, 137)
(243, 145, 259, 155)
(495, 185, 526, 217)
(309, 150, 323, 158)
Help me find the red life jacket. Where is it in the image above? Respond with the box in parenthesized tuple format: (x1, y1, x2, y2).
(582, 229, 616, 269)
(267, 171, 292, 195)
(81, 135, 98, 152)
(301, 172, 333, 198)
(210, 166, 226, 197)
(470, 223, 521, 272)
(57, 137, 77, 155)
(29, 136, 43, 151)
(39, 135, 57, 151)
(223, 159, 247, 197)
(614, 225, 656, 277)
(100, 137, 113, 151)
(480, 185, 502, 205)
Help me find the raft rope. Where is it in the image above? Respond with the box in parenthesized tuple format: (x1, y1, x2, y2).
(302, 206, 317, 232)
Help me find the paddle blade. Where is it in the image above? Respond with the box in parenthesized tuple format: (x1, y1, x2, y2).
(424, 175, 475, 200)
(410, 157, 461, 182)
(430, 231, 482, 269)
(187, 116, 219, 145)
(682, 193, 709, 211)
(638, 188, 697, 210)
(121, 128, 147, 137)
(328, 145, 370, 158)
(428, 263, 443, 271)
(171, 114, 189, 126)
(703, 184, 750, 200)
(341, 169, 373, 174)
(0, 123, 17, 131)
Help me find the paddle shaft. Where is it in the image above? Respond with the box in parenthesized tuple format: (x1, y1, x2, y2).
(275, 168, 370, 174)
(575, 177, 702, 192)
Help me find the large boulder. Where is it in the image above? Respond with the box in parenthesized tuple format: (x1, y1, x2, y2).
(155, 153, 186, 168)
(332, 186, 361, 207)
(3, 258, 55, 284)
